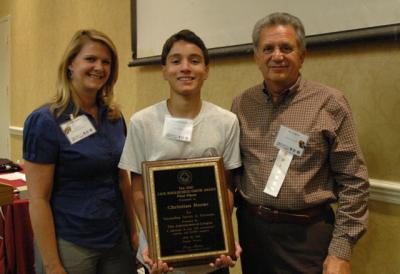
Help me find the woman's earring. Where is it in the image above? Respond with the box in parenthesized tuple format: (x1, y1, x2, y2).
(67, 69, 73, 79)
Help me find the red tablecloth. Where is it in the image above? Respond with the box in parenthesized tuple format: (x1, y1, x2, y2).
(0, 177, 34, 274)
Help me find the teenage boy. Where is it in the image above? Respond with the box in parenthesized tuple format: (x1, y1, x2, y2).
(119, 29, 241, 274)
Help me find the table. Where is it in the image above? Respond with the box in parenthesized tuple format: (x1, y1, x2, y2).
(0, 176, 34, 274)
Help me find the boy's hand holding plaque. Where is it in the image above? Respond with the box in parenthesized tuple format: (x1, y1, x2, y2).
(142, 157, 235, 267)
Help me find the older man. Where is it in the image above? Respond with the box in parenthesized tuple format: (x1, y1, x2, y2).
(231, 12, 369, 274)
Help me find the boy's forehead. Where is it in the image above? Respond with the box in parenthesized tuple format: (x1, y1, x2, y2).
(167, 40, 204, 57)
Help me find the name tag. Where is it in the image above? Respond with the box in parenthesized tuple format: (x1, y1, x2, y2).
(274, 125, 309, 156)
(60, 115, 96, 144)
(162, 116, 194, 142)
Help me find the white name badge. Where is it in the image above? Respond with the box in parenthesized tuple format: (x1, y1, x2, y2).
(162, 116, 194, 142)
(60, 115, 96, 144)
(274, 125, 309, 156)
(264, 149, 293, 197)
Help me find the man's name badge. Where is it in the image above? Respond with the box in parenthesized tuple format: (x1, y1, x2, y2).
(274, 125, 309, 157)
(264, 125, 309, 197)
(60, 115, 96, 145)
(162, 116, 194, 142)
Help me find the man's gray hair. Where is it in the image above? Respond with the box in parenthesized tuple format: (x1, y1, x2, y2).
(252, 12, 306, 53)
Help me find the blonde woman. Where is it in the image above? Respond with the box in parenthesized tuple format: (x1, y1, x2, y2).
(23, 30, 137, 274)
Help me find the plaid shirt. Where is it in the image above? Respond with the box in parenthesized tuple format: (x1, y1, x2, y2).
(231, 77, 369, 260)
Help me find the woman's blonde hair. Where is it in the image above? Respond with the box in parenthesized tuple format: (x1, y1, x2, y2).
(50, 29, 121, 120)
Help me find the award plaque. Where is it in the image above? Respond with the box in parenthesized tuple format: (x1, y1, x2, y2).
(142, 157, 235, 267)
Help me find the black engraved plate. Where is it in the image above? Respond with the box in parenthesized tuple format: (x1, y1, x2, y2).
(142, 157, 235, 267)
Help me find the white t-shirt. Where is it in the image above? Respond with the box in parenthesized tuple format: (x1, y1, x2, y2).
(119, 100, 241, 274)
(119, 100, 241, 173)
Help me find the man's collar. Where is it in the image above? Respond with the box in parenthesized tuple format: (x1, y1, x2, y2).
(262, 76, 302, 103)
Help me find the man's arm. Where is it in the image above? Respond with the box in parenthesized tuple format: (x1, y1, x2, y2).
(324, 96, 369, 273)
(323, 255, 351, 274)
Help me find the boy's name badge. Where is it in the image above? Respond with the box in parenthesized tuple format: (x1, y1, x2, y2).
(274, 125, 309, 156)
(60, 115, 96, 144)
(162, 116, 194, 142)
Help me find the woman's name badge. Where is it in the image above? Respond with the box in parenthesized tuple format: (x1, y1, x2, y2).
(60, 115, 96, 144)
(162, 116, 194, 142)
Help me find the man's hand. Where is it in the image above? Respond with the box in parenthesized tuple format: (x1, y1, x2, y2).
(323, 255, 351, 274)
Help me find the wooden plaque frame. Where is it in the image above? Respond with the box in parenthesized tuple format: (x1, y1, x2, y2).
(142, 157, 235, 267)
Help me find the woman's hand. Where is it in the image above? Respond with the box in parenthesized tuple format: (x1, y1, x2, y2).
(45, 263, 67, 274)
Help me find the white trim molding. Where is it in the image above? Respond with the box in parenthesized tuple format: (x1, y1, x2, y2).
(7, 125, 400, 205)
(369, 178, 400, 205)
(9, 126, 23, 136)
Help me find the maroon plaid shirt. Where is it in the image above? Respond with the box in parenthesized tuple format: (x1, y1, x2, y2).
(231, 77, 369, 259)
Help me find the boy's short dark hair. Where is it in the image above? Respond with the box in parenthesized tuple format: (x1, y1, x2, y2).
(161, 29, 209, 65)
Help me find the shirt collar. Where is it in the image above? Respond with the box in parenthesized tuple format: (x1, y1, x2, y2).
(262, 76, 302, 104)
(60, 100, 107, 121)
